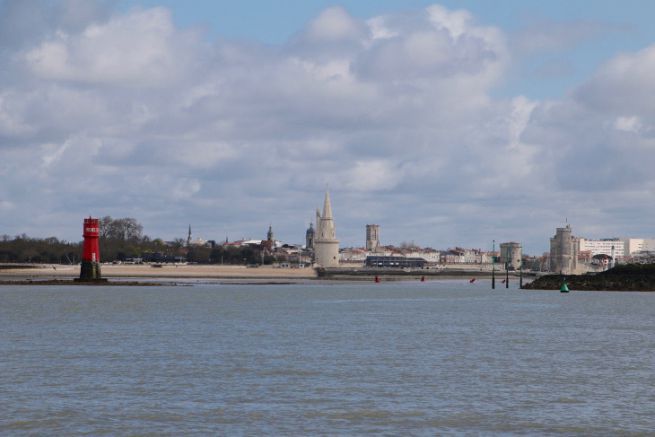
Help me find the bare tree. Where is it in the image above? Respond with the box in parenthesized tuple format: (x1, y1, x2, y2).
(100, 216, 143, 241)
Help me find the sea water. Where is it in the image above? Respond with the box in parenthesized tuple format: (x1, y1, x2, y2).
(1, 281, 655, 434)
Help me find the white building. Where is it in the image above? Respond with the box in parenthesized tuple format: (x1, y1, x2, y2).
(578, 238, 625, 258)
(441, 248, 485, 264)
(622, 238, 655, 255)
(339, 248, 368, 262)
(406, 250, 441, 263)
(314, 191, 340, 268)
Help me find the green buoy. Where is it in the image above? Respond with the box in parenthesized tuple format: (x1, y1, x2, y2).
(560, 280, 569, 293)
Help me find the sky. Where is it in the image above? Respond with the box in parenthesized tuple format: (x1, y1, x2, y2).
(1, 0, 655, 254)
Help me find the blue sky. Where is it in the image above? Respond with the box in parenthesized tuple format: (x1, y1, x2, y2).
(124, 0, 655, 99)
(2, 0, 655, 253)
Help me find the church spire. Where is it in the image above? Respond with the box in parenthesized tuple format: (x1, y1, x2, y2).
(322, 191, 333, 219)
(313, 191, 339, 267)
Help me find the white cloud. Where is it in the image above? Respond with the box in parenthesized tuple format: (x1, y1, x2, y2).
(0, 200, 15, 211)
(305, 6, 363, 42)
(172, 178, 201, 200)
(1, 3, 654, 252)
(523, 43, 655, 206)
(175, 142, 237, 169)
(576, 44, 655, 115)
(353, 5, 507, 88)
(344, 160, 402, 192)
(426, 5, 472, 40)
(614, 116, 642, 133)
(0, 92, 35, 136)
(24, 7, 199, 86)
(366, 16, 398, 41)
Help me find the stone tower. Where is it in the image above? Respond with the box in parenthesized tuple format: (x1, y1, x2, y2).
(500, 242, 522, 270)
(314, 191, 339, 267)
(366, 224, 380, 252)
(550, 224, 578, 274)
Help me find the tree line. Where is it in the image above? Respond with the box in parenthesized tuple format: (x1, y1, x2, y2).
(0, 216, 267, 265)
(0, 234, 81, 264)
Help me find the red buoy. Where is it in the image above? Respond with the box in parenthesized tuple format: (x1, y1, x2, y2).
(374, 275, 380, 283)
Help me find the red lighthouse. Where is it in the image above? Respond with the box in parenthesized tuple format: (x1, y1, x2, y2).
(79, 217, 102, 281)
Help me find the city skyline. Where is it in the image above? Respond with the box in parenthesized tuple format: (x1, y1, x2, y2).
(1, 1, 655, 254)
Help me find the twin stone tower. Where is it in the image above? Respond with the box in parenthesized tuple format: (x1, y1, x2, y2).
(314, 191, 340, 268)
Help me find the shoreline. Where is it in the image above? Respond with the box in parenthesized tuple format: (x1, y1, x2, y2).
(0, 279, 166, 286)
(0, 263, 318, 281)
(0, 263, 527, 285)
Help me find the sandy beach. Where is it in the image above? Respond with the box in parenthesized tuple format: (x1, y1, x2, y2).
(0, 264, 318, 281)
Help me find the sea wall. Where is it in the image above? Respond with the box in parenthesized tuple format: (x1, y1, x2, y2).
(523, 264, 655, 291)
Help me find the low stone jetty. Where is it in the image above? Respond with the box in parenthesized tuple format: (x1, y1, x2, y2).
(316, 267, 523, 281)
(523, 264, 655, 291)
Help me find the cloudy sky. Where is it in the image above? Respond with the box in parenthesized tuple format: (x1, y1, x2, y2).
(1, 0, 655, 254)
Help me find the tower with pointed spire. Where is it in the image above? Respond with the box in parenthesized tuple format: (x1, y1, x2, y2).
(305, 222, 315, 251)
(314, 191, 340, 267)
(186, 225, 192, 247)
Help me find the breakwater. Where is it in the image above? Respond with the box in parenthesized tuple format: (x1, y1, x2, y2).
(523, 264, 655, 291)
(316, 267, 531, 281)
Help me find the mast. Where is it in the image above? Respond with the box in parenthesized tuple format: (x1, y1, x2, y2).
(492, 239, 496, 290)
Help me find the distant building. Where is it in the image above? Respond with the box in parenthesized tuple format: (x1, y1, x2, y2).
(441, 247, 485, 264)
(631, 251, 655, 264)
(314, 191, 340, 267)
(442, 248, 466, 264)
(305, 223, 315, 251)
(223, 239, 263, 248)
(365, 255, 427, 269)
(578, 250, 593, 264)
(622, 238, 655, 255)
(550, 224, 578, 274)
(578, 238, 624, 259)
(188, 237, 209, 247)
(500, 242, 522, 270)
(572, 237, 655, 268)
(261, 225, 275, 252)
(340, 247, 368, 263)
(366, 224, 380, 252)
(403, 248, 440, 263)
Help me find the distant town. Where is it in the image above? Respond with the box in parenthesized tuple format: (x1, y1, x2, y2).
(1, 191, 654, 274)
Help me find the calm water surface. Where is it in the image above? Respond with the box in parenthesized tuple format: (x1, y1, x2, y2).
(1, 281, 655, 435)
